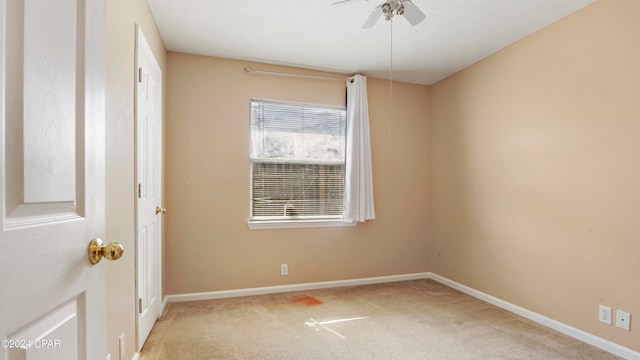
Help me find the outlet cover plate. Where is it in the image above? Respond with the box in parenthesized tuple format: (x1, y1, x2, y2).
(615, 310, 631, 331)
(599, 305, 612, 324)
(280, 264, 288, 276)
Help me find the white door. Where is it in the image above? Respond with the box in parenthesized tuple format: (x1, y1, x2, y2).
(0, 0, 109, 359)
(135, 26, 163, 351)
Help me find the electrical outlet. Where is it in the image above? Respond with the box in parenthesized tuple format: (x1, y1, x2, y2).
(616, 310, 631, 331)
(599, 305, 612, 324)
(280, 264, 288, 276)
(119, 333, 125, 360)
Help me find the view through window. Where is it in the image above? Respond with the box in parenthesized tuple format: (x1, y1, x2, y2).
(250, 100, 346, 221)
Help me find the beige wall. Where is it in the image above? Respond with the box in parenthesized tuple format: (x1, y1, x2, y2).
(106, 0, 166, 358)
(427, 0, 640, 351)
(164, 53, 430, 295)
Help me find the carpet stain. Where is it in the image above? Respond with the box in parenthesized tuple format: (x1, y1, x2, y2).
(289, 295, 324, 306)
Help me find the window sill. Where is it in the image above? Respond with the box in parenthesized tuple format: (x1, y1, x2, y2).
(248, 219, 357, 230)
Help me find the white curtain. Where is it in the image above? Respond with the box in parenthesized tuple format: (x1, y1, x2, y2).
(343, 74, 375, 223)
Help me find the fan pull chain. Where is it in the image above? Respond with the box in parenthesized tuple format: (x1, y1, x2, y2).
(389, 17, 393, 140)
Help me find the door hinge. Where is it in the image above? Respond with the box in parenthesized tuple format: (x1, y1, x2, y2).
(139, 298, 142, 314)
(138, 67, 143, 83)
(138, 183, 142, 198)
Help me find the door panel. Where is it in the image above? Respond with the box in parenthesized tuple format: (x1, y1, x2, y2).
(23, 0, 78, 203)
(7, 298, 81, 360)
(4, 0, 85, 227)
(0, 0, 106, 359)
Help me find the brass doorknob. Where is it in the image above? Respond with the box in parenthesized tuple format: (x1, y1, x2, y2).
(155, 206, 167, 215)
(88, 238, 124, 265)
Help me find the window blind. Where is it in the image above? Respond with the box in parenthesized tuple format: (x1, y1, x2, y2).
(250, 100, 346, 220)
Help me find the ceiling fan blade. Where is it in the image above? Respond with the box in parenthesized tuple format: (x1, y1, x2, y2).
(401, 0, 426, 26)
(362, 6, 383, 29)
(332, 0, 370, 5)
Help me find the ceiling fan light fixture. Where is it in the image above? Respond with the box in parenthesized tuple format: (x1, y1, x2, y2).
(381, 3, 392, 14)
(361, 0, 426, 27)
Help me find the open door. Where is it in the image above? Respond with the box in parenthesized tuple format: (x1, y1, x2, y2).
(0, 0, 110, 359)
(135, 26, 163, 351)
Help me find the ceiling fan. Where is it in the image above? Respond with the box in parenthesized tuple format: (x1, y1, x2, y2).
(332, 0, 426, 138)
(333, 0, 426, 28)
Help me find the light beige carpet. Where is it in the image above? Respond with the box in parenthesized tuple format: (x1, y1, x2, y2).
(141, 279, 619, 359)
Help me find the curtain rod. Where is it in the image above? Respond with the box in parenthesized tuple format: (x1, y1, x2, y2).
(245, 67, 352, 82)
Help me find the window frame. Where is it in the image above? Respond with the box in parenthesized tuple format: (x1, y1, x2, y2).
(248, 99, 351, 229)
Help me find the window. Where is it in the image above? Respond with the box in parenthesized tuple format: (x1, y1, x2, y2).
(249, 100, 347, 227)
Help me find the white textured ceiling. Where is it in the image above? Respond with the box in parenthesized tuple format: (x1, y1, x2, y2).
(147, 0, 596, 85)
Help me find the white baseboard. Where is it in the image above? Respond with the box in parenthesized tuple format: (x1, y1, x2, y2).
(164, 272, 430, 303)
(426, 273, 640, 360)
(131, 352, 140, 360)
(162, 272, 639, 359)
